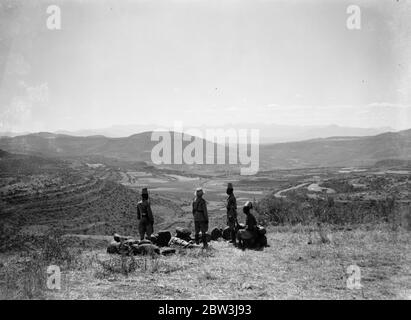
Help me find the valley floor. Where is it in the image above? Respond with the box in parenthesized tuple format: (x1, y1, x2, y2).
(5, 224, 407, 300)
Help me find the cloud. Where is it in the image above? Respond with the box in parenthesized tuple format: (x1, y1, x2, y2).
(0, 97, 32, 131)
(0, 82, 50, 132)
(225, 106, 239, 111)
(4, 53, 31, 76)
(264, 103, 281, 109)
(367, 102, 410, 109)
(23, 82, 50, 103)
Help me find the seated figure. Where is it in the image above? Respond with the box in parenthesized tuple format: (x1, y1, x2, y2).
(237, 201, 259, 249)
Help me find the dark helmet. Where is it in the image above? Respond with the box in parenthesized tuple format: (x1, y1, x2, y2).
(141, 187, 149, 199)
(226, 182, 234, 195)
(195, 187, 204, 197)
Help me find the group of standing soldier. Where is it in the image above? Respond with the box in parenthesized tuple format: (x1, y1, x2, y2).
(136, 183, 259, 249)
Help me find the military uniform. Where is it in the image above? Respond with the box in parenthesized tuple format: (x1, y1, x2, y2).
(226, 193, 238, 242)
(137, 198, 154, 240)
(237, 201, 258, 249)
(192, 188, 209, 247)
(245, 212, 258, 233)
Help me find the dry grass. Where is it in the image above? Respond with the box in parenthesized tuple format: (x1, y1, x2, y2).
(3, 224, 407, 300)
(0, 231, 83, 299)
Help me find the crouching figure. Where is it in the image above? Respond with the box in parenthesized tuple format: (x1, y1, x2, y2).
(237, 201, 259, 249)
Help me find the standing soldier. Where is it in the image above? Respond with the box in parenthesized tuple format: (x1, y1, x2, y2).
(226, 183, 238, 244)
(137, 187, 154, 240)
(192, 187, 209, 248)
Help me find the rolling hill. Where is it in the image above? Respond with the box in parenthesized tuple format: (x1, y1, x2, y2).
(259, 129, 411, 169)
(0, 129, 410, 170)
(0, 132, 154, 162)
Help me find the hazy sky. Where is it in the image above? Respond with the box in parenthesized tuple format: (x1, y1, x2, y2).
(0, 0, 410, 132)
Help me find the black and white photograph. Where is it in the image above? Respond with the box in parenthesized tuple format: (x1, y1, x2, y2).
(0, 0, 410, 304)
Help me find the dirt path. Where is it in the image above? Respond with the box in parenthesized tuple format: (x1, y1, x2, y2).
(274, 183, 309, 198)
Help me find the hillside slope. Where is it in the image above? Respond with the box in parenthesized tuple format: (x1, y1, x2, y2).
(0, 132, 154, 162)
(259, 129, 411, 169)
(0, 129, 410, 170)
(0, 131, 224, 164)
(0, 152, 198, 248)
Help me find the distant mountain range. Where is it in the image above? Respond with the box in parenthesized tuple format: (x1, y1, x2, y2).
(0, 131, 220, 164)
(259, 129, 411, 169)
(0, 132, 156, 162)
(226, 124, 393, 144)
(0, 124, 393, 143)
(0, 128, 410, 170)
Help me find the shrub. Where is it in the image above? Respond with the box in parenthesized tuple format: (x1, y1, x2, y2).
(256, 193, 400, 226)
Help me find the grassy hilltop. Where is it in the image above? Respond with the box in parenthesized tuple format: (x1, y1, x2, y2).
(1, 224, 409, 300)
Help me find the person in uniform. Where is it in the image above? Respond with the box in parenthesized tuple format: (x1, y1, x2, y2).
(137, 187, 154, 240)
(226, 182, 238, 244)
(237, 201, 258, 249)
(192, 187, 209, 248)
